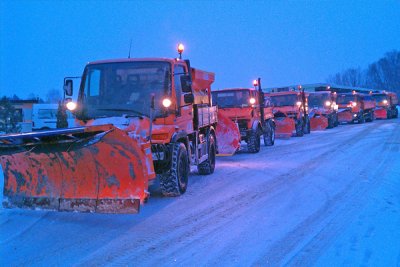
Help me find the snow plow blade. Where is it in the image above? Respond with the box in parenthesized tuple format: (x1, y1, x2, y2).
(0, 125, 155, 214)
(274, 117, 295, 139)
(310, 115, 328, 131)
(216, 112, 241, 156)
(338, 110, 353, 123)
(374, 108, 387, 119)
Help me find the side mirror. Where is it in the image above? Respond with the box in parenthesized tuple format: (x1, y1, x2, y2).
(180, 75, 192, 93)
(184, 93, 194, 104)
(64, 79, 73, 96)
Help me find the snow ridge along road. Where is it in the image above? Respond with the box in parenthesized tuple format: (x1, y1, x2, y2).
(0, 119, 399, 266)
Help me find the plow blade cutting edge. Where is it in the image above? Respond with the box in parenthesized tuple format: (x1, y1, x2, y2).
(0, 125, 155, 213)
(274, 117, 295, 138)
(215, 112, 241, 156)
(310, 116, 328, 131)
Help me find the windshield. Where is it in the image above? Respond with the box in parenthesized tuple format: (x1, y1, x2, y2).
(212, 90, 251, 108)
(371, 94, 388, 105)
(78, 61, 171, 119)
(269, 94, 298, 107)
(337, 95, 356, 104)
(308, 94, 330, 107)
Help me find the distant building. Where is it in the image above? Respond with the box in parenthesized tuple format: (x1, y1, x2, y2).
(10, 99, 39, 132)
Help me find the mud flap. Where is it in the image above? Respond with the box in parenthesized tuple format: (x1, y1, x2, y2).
(274, 117, 295, 138)
(215, 112, 241, 156)
(310, 116, 328, 131)
(0, 126, 155, 213)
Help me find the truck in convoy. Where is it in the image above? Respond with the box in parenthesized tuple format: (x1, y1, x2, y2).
(370, 91, 399, 119)
(0, 45, 235, 213)
(307, 91, 339, 130)
(212, 79, 275, 154)
(266, 87, 310, 138)
(336, 92, 376, 124)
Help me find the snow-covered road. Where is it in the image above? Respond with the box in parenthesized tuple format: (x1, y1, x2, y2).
(1, 119, 399, 266)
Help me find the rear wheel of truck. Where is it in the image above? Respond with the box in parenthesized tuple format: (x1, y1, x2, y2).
(295, 119, 304, 137)
(248, 128, 261, 153)
(160, 142, 189, 197)
(198, 134, 216, 175)
(303, 116, 311, 134)
(263, 121, 275, 146)
(327, 115, 334, 129)
(358, 112, 365, 124)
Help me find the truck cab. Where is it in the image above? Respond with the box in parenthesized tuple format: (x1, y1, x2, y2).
(371, 92, 399, 119)
(337, 92, 375, 123)
(307, 91, 338, 129)
(212, 87, 275, 153)
(267, 90, 310, 137)
(68, 57, 218, 197)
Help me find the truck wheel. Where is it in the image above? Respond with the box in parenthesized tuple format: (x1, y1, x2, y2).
(304, 117, 311, 134)
(248, 128, 261, 153)
(394, 109, 399, 118)
(295, 119, 304, 137)
(358, 112, 365, 124)
(334, 114, 339, 127)
(263, 121, 275, 146)
(327, 115, 334, 129)
(198, 134, 216, 175)
(160, 143, 189, 197)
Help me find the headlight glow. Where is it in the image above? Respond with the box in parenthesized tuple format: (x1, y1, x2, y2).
(249, 97, 256, 105)
(383, 99, 388, 105)
(162, 98, 172, 108)
(66, 101, 77, 111)
(296, 101, 302, 106)
(325, 101, 331, 107)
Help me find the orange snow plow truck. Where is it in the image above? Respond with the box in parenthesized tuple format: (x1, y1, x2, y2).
(212, 79, 275, 154)
(307, 91, 339, 130)
(336, 92, 376, 124)
(0, 53, 233, 213)
(266, 88, 310, 138)
(371, 91, 399, 119)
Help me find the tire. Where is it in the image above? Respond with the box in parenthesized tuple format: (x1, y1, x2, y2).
(295, 119, 304, 137)
(358, 112, 365, 124)
(248, 128, 261, 153)
(327, 115, 334, 129)
(198, 134, 216, 175)
(394, 108, 399, 118)
(263, 120, 275, 146)
(159, 142, 189, 197)
(334, 114, 339, 127)
(387, 109, 392, 119)
(303, 116, 310, 134)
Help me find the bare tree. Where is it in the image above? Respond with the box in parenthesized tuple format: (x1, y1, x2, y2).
(327, 50, 400, 95)
(45, 88, 62, 104)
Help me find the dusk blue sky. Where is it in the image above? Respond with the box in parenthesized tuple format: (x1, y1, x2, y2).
(1, 0, 399, 99)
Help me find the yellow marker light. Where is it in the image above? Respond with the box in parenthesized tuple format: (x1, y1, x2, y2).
(66, 101, 77, 111)
(177, 43, 184, 54)
(249, 97, 256, 105)
(253, 80, 258, 87)
(325, 100, 331, 107)
(162, 98, 172, 108)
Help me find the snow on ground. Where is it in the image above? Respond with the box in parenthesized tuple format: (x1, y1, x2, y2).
(0, 119, 399, 266)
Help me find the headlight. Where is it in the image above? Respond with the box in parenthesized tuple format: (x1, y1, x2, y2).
(351, 102, 357, 107)
(325, 101, 331, 107)
(162, 98, 172, 108)
(249, 97, 256, 105)
(66, 101, 77, 111)
(296, 101, 302, 106)
(383, 99, 388, 105)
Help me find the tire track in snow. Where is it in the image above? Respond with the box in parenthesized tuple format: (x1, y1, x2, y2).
(75, 121, 383, 266)
(253, 121, 399, 265)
